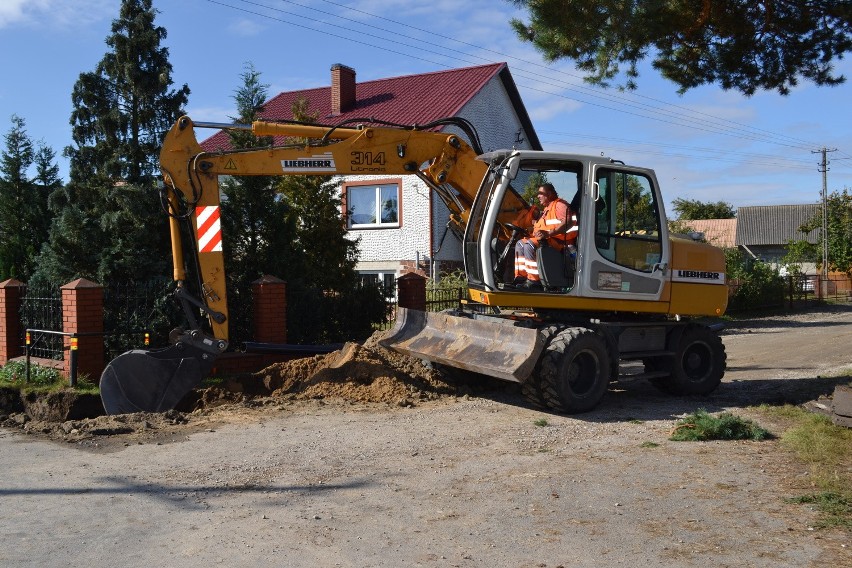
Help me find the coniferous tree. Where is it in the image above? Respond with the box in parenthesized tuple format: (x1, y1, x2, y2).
(510, 1, 852, 95)
(279, 97, 359, 292)
(219, 64, 297, 343)
(0, 115, 58, 280)
(33, 0, 189, 286)
(219, 66, 367, 343)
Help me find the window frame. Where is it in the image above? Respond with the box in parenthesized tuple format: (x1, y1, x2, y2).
(343, 179, 403, 230)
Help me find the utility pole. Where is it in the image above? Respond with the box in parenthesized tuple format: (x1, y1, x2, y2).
(812, 147, 836, 296)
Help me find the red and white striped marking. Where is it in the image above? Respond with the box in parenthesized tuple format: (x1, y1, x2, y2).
(196, 206, 222, 252)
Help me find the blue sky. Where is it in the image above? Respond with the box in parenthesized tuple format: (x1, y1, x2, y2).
(1, 0, 851, 215)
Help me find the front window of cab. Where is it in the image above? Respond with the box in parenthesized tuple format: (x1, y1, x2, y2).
(594, 169, 662, 272)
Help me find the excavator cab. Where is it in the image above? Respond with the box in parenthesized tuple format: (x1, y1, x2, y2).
(462, 151, 671, 305)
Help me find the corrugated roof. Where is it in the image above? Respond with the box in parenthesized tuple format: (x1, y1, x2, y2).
(681, 218, 737, 248)
(201, 62, 540, 152)
(735, 204, 821, 245)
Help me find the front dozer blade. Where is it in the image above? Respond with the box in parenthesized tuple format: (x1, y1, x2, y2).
(379, 307, 544, 383)
(100, 341, 218, 415)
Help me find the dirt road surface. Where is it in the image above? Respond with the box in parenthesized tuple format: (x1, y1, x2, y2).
(1, 306, 851, 567)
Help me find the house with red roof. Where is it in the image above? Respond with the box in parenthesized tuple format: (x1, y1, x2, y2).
(201, 62, 541, 287)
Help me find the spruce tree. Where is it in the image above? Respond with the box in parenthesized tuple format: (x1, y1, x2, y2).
(278, 97, 359, 292)
(219, 64, 297, 343)
(0, 115, 58, 281)
(33, 0, 189, 285)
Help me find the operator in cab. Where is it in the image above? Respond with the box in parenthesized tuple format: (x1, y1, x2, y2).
(512, 183, 578, 289)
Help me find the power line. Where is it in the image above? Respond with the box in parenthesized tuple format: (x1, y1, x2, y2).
(201, 0, 848, 160)
(542, 138, 818, 171)
(317, 0, 826, 150)
(252, 0, 823, 150)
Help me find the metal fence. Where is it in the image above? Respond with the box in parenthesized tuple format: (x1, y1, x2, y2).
(425, 286, 469, 312)
(727, 273, 852, 313)
(20, 283, 64, 360)
(103, 278, 180, 360)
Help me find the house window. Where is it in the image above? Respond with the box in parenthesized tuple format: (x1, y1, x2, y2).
(359, 272, 397, 299)
(347, 182, 400, 228)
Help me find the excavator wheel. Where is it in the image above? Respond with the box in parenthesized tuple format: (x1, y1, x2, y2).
(649, 324, 726, 396)
(521, 324, 566, 409)
(537, 327, 611, 413)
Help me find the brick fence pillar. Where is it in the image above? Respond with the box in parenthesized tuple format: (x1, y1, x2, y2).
(397, 272, 427, 311)
(0, 279, 25, 365)
(61, 278, 105, 381)
(252, 275, 287, 344)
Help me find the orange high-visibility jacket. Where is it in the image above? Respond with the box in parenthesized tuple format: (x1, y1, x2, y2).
(532, 199, 578, 250)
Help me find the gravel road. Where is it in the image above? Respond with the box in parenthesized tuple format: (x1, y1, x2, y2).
(1, 306, 851, 567)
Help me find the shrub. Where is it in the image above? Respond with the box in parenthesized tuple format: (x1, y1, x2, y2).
(0, 360, 64, 387)
(726, 248, 785, 310)
(670, 409, 770, 441)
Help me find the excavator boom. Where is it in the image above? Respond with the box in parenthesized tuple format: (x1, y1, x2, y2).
(100, 115, 520, 414)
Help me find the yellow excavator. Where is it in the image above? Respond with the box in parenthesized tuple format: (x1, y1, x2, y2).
(100, 115, 728, 415)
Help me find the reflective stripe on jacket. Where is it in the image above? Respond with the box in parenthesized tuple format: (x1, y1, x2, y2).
(532, 198, 577, 249)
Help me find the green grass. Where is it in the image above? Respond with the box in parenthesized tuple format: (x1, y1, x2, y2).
(533, 418, 548, 427)
(756, 404, 852, 529)
(640, 441, 660, 448)
(785, 493, 852, 529)
(200, 375, 227, 388)
(0, 360, 97, 394)
(669, 409, 771, 442)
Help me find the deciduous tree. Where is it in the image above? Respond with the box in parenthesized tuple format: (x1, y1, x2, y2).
(672, 197, 736, 220)
(801, 188, 852, 273)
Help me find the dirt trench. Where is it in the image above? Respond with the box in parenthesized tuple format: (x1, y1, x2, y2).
(0, 332, 509, 446)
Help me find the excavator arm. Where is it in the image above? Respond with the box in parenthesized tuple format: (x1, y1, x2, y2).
(100, 115, 523, 414)
(159, 116, 493, 340)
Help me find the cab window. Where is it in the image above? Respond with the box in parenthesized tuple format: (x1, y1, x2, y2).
(594, 169, 662, 272)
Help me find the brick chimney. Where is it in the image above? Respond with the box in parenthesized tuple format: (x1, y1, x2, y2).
(330, 63, 356, 115)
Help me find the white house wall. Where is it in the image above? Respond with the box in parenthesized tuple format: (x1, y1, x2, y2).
(432, 73, 538, 262)
(338, 71, 538, 274)
(338, 174, 431, 266)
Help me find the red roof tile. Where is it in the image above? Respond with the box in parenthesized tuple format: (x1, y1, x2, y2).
(201, 63, 507, 152)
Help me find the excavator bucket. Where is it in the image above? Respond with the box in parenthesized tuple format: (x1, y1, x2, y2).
(100, 341, 218, 415)
(379, 307, 544, 383)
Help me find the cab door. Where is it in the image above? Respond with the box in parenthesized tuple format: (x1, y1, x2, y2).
(581, 165, 670, 301)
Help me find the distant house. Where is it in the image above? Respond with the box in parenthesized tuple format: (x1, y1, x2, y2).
(735, 204, 820, 269)
(679, 218, 737, 249)
(677, 204, 821, 273)
(201, 62, 541, 287)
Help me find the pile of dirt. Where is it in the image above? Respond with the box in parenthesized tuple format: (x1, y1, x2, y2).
(1, 408, 202, 449)
(190, 332, 503, 411)
(0, 332, 512, 446)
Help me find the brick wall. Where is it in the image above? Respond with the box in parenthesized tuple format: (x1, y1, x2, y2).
(252, 275, 287, 344)
(61, 279, 105, 380)
(397, 272, 426, 311)
(0, 279, 24, 365)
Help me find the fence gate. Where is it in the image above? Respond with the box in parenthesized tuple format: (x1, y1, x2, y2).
(20, 283, 64, 361)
